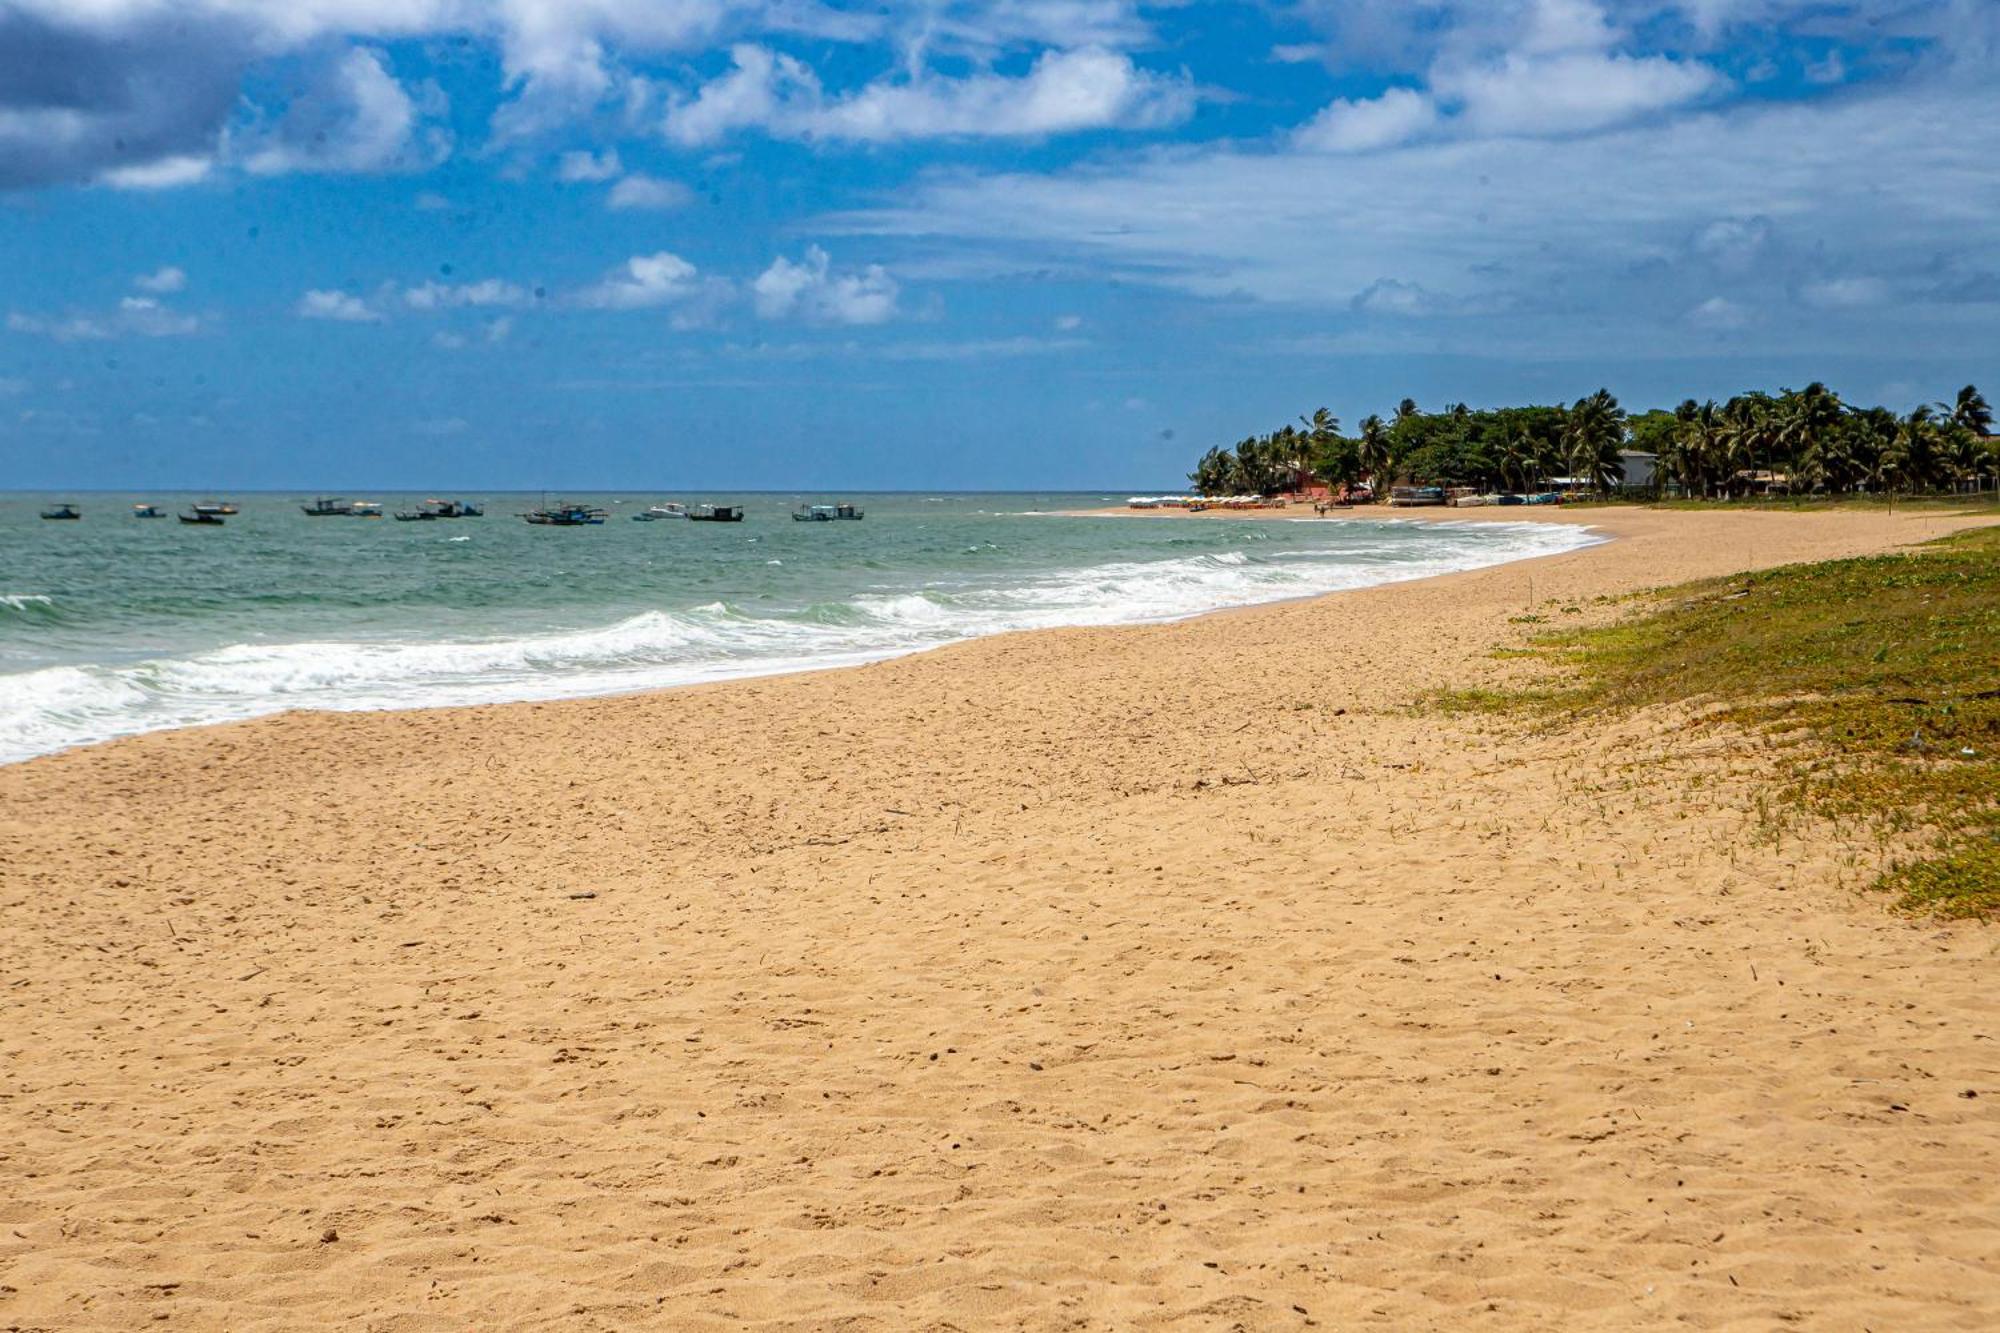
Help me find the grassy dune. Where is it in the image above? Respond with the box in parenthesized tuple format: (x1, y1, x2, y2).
(1440, 526, 2000, 917)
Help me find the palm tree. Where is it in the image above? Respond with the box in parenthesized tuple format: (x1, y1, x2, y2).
(1665, 399, 1720, 497)
(1294, 409, 1340, 490)
(1394, 398, 1419, 423)
(1882, 405, 1939, 494)
(1357, 414, 1391, 492)
(1775, 382, 1843, 489)
(1948, 384, 1991, 438)
(1561, 389, 1627, 494)
(1189, 446, 1234, 497)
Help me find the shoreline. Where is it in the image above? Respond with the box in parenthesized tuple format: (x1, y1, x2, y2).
(4, 506, 1996, 1329)
(0, 512, 1603, 768)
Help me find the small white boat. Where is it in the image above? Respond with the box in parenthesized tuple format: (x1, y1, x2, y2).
(633, 503, 688, 521)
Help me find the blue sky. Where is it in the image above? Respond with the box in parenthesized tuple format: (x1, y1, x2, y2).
(2, 0, 1996, 489)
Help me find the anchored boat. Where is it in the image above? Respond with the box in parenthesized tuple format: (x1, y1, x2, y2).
(791, 502, 864, 521)
(40, 502, 81, 520)
(302, 497, 355, 516)
(633, 503, 688, 521)
(521, 501, 607, 526)
(132, 503, 164, 518)
(179, 510, 225, 525)
(687, 504, 744, 522)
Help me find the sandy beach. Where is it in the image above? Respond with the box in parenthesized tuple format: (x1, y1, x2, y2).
(2, 505, 1996, 1331)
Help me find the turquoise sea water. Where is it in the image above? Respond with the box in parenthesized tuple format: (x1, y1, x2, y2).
(0, 492, 1601, 762)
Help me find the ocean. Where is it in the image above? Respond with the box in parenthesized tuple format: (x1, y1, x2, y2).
(0, 492, 1601, 763)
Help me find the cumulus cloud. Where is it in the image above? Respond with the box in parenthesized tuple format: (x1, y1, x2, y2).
(8, 296, 203, 341)
(296, 289, 381, 322)
(1685, 294, 1752, 329)
(576, 251, 708, 309)
(241, 47, 450, 176)
(1436, 47, 1721, 136)
(557, 147, 623, 182)
(1800, 275, 1892, 309)
(0, 7, 249, 189)
(752, 246, 899, 324)
(1295, 87, 1438, 152)
(663, 44, 1193, 145)
(607, 173, 693, 210)
(101, 155, 215, 190)
(1290, 0, 1726, 152)
(402, 279, 531, 310)
(134, 266, 187, 294)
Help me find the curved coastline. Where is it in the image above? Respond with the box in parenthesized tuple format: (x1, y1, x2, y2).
(3, 505, 1996, 1331)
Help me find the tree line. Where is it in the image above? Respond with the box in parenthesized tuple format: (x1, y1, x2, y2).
(1187, 383, 1996, 499)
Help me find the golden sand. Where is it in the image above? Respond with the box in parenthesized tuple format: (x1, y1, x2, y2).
(2, 507, 1996, 1330)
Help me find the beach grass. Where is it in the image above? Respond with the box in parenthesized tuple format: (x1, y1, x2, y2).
(1435, 526, 2000, 917)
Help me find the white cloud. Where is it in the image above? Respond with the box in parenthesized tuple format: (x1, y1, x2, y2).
(663, 44, 1193, 146)
(557, 147, 622, 181)
(1437, 48, 1721, 136)
(1686, 294, 1752, 329)
(607, 172, 693, 210)
(296, 289, 381, 322)
(99, 155, 214, 190)
(1690, 216, 1774, 273)
(134, 266, 187, 294)
(1351, 278, 1450, 316)
(1292, 0, 1723, 150)
(414, 190, 451, 210)
(1055, 313, 1083, 330)
(842, 70, 2000, 357)
(576, 251, 708, 309)
(432, 330, 469, 349)
(1295, 87, 1438, 152)
(752, 246, 899, 324)
(485, 315, 514, 343)
(1801, 275, 1891, 308)
(241, 47, 449, 176)
(402, 278, 530, 310)
(8, 296, 202, 341)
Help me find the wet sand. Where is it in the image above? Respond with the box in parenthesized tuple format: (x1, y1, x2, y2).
(2, 506, 1996, 1330)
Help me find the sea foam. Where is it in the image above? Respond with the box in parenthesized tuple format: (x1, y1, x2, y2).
(0, 519, 1599, 763)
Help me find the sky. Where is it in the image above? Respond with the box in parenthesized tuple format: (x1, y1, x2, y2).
(1, 0, 1996, 490)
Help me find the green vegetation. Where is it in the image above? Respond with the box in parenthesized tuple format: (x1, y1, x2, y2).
(1189, 382, 1998, 501)
(1436, 527, 2000, 919)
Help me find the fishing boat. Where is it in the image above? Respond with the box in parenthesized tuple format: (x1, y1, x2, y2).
(687, 504, 744, 522)
(301, 497, 354, 516)
(393, 498, 480, 521)
(40, 502, 81, 520)
(179, 510, 225, 525)
(1388, 485, 1447, 507)
(791, 502, 863, 521)
(192, 500, 238, 516)
(349, 501, 384, 518)
(520, 501, 607, 526)
(633, 502, 688, 522)
(132, 503, 164, 518)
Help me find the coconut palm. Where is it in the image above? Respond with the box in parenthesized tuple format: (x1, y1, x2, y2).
(1948, 384, 1992, 438)
(1561, 389, 1627, 493)
(1357, 414, 1391, 491)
